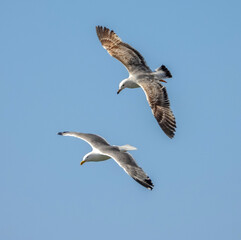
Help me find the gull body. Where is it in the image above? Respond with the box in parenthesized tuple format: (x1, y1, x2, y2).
(118, 72, 167, 93)
(82, 144, 136, 164)
(83, 151, 110, 163)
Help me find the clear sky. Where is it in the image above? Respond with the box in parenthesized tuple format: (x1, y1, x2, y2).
(1, 0, 241, 239)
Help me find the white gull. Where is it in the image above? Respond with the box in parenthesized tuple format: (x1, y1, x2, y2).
(58, 131, 154, 190)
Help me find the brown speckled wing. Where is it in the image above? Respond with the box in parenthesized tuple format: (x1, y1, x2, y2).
(96, 26, 151, 75)
(139, 80, 176, 138)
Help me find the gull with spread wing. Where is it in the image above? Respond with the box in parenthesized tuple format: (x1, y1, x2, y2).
(96, 26, 176, 138)
(58, 131, 154, 190)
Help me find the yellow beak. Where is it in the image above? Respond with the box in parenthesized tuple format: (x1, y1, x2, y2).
(80, 160, 86, 165)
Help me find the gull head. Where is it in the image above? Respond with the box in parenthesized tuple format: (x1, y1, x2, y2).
(117, 79, 129, 94)
(80, 153, 92, 165)
(117, 78, 140, 94)
(80, 152, 110, 165)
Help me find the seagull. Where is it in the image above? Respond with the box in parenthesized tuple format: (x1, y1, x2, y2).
(58, 131, 154, 190)
(96, 26, 176, 138)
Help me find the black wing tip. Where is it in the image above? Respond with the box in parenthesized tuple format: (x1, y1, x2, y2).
(133, 177, 154, 190)
(154, 102, 176, 139)
(96, 26, 117, 42)
(167, 132, 175, 139)
(161, 123, 176, 139)
(164, 122, 177, 139)
(96, 25, 111, 33)
(96, 25, 102, 31)
(145, 178, 154, 190)
(57, 131, 69, 136)
(160, 65, 172, 78)
(154, 113, 176, 139)
(96, 26, 103, 35)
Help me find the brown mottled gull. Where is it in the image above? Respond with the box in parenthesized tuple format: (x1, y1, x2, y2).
(96, 26, 176, 138)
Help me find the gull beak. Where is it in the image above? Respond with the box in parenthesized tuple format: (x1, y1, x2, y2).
(159, 79, 167, 83)
(117, 89, 122, 94)
(80, 160, 86, 165)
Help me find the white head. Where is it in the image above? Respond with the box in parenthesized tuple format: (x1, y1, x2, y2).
(117, 78, 140, 94)
(117, 78, 129, 94)
(80, 152, 94, 165)
(80, 152, 110, 165)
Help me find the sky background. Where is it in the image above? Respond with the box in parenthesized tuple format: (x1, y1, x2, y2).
(1, 0, 241, 239)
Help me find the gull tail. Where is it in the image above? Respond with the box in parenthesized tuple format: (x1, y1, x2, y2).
(154, 65, 172, 79)
(118, 144, 137, 152)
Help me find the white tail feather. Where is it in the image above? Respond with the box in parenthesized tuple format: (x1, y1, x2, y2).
(118, 144, 137, 152)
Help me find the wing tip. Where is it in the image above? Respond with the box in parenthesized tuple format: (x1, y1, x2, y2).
(161, 116, 177, 139)
(133, 177, 154, 190)
(95, 25, 103, 32)
(95, 25, 121, 44)
(146, 178, 154, 190)
(153, 104, 176, 139)
(96, 25, 109, 35)
(169, 134, 175, 139)
(164, 124, 176, 138)
(57, 131, 69, 136)
(161, 125, 176, 139)
(95, 25, 112, 32)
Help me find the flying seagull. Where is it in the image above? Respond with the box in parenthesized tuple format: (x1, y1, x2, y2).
(58, 131, 154, 190)
(96, 26, 176, 138)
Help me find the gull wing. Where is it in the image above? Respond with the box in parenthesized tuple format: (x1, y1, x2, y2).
(96, 26, 151, 75)
(101, 147, 154, 190)
(139, 80, 176, 138)
(58, 132, 110, 149)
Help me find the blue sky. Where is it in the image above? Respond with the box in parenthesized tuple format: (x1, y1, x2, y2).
(1, 0, 241, 239)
